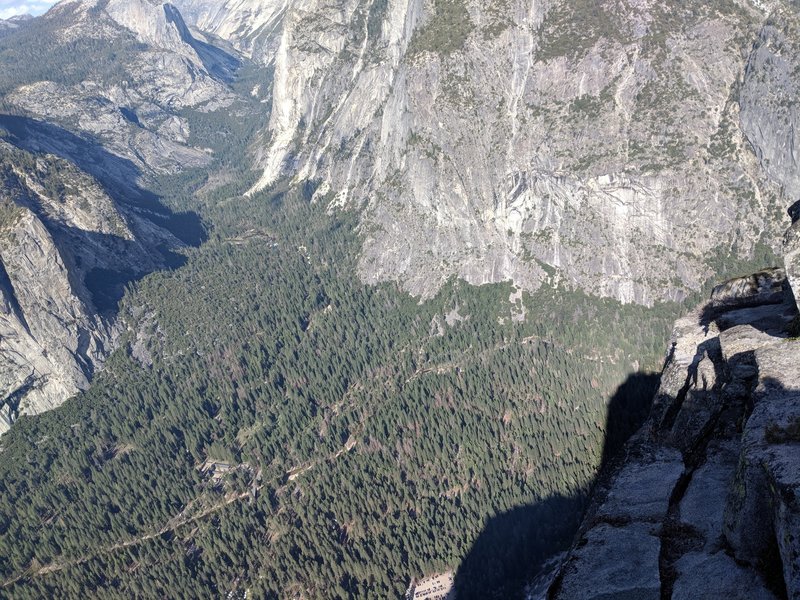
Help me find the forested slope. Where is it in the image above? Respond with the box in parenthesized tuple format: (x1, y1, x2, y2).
(0, 174, 687, 598)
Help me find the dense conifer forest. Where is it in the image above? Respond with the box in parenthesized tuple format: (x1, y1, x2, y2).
(0, 98, 777, 599)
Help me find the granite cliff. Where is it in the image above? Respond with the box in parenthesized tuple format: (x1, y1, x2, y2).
(0, 136, 189, 432)
(0, 0, 797, 595)
(185, 0, 795, 305)
(546, 214, 800, 598)
(541, 4, 800, 594)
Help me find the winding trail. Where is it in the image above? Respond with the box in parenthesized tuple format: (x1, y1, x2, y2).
(2, 437, 359, 588)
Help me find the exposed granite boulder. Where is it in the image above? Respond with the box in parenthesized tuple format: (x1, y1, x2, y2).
(785, 203, 800, 313)
(553, 522, 663, 600)
(594, 447, 684, 524)
(551, 443, 682, 599)
(725, 366, 800, 596)
(672, 552, 779, 600)
(710, 268, 787, 311)
(679, 439, 739, 552)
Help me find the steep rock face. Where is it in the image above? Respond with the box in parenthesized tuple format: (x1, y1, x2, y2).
(0, 210, 109, 433)
(0, 141, 184, 432)
(786, 211, 800, 310)
(173, 0, 288, 64)
(548, 243, 800, 598)
(738, 3, 800, 313)
(739, 4, 800, 197)
(206, 0, 792, 304)
(175, 0, 800, 304)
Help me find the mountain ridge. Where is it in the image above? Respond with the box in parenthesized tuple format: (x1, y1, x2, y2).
(0, 0, 244, 428)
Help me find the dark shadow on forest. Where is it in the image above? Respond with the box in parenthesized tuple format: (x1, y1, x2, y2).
(453, 372, 661, 600)
(0, 113, 206, 313)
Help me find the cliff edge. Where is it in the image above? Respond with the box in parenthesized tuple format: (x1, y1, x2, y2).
(548, 211, 800, 599)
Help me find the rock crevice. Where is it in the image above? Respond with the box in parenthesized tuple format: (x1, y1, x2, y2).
(550, 240, 800, 599)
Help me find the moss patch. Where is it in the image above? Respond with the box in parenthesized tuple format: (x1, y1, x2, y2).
(409, 0, 474, 57)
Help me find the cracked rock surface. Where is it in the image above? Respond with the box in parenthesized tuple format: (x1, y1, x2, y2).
(549, 264, 800, 599)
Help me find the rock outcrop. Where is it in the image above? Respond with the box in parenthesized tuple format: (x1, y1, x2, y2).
(785, 204, 800, 313)
(0, 140, 185, 433)
(548, 225, 800, 598)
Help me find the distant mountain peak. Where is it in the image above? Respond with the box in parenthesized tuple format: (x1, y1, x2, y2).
(0, 14, 33, 29)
